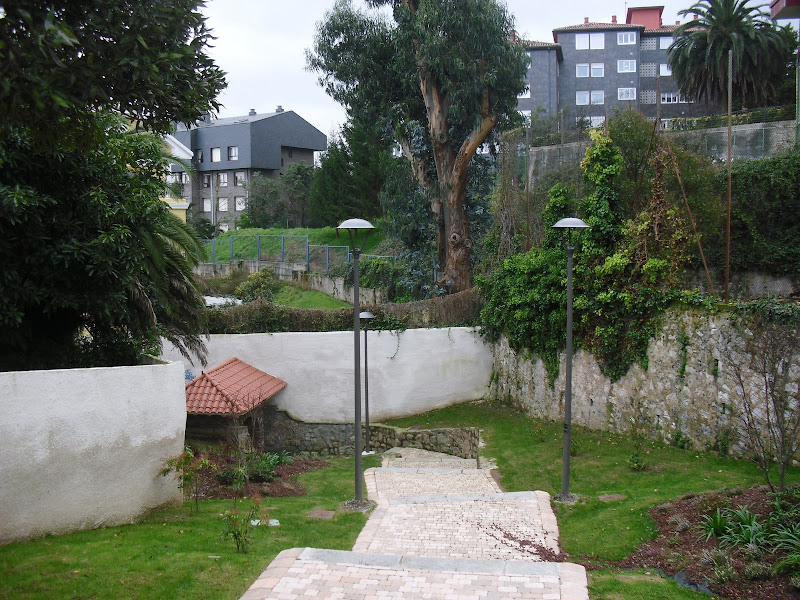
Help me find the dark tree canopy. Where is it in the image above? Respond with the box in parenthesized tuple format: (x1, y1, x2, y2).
(0, 0, 226, 146)
(668, 0, 791, 107)
(308, 0, 528, 292)
(0, 114, 207, 370)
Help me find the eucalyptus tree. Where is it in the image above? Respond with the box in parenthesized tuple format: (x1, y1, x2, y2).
(668, 0, 790, 107)
(308, 0, 528, 292)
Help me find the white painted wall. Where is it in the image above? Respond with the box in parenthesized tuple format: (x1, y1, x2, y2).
(164, 328, 493, 423)
(0, 361, 185, 544)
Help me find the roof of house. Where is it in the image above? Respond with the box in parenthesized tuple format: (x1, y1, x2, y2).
(185, 357, 287, 416)
(552, 22, 646, 33)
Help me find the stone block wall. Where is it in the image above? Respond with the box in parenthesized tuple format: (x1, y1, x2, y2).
(255, 406, 479, 459)
(489, 307, 796, 456)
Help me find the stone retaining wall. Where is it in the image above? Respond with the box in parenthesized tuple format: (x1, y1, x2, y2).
(489, 307, 797, 456)
(255, 407, 479, 459)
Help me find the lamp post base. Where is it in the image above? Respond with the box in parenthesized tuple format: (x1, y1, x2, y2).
(554, 493, 579, 505)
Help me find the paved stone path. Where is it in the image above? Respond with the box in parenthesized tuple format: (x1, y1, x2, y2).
(240, 447, 589, 600)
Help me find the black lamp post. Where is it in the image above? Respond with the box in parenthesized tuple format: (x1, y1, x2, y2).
(337, 218, 374, 504)
(551, 217, 589, 503)
(359, 311, 376, 455)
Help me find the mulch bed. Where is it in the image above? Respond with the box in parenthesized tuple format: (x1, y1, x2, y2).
(616, 485, 800, 599)
(193, 449, 329, 500)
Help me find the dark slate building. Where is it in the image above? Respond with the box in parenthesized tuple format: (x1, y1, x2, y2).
(517, 6, 720, 128)
(172, 107, 327, 231)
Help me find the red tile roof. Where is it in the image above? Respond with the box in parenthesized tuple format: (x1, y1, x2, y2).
(185, 357, 287, 415)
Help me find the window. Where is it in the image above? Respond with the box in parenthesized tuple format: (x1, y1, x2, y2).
(235, 197, 246, 212)
(234, 171, 246, 186)
(180, 172, 189, 184)
(228, 146, 238, 161)
(518, 85, 530, 98)
(217, 172, 228, 187)
(660, 36, 672, 50)
(194, 149, 203, 163)
(576, 63, 589, 77)
(617, 31, 636, 45)
(640, 62, 657, 77)
(166, 173, 179, 185)
(591, 63, 604, 77)
(218, 198, 228, 212)
(202, 174, 211, 188)
(576, 91, 590, 105)
(618, 87, 637, 100)
(589, 116, 605, 127)
(576, 33, 603, 49)
(203, 198, 211, 212)
(591, 90, 604, 105)
(618, 60, 636, 73)
(219, 222, 229, 232)
(210, 147, 221, 162)
(661, 92, 685, 104)
(660, 63, 672, 77)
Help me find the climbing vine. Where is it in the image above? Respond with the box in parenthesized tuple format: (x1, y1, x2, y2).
(480, 131, 691, 382)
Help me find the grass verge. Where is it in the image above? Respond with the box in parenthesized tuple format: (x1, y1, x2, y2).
(272, 282, 351, 309)
(0, 455, 380, 600)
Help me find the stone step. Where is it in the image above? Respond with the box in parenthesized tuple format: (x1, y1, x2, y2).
(240, 548, 589, 600)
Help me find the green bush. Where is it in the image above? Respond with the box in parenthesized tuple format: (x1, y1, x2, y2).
(247, 451, 292, 483)
(233, 268, 281, 302)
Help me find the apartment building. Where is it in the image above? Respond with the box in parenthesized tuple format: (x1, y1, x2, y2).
(518, 6, 720, 127)
(170, 107, 326, 231)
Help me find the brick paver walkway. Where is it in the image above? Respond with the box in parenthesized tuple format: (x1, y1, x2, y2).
(239, 447, 589, 600)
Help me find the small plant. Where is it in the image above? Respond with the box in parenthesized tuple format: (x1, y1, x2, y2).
(743, 561, 771, 580)
(700, 548, 736, 584)
(627, 451, 646, 471)
(671, 428, 691, 450)
(222, 499, 264, 553)
(160, 446, 215, 511)
(773, 553, 800, 577)
(699, 508, 729, 542)
(247, 451, 292, 482)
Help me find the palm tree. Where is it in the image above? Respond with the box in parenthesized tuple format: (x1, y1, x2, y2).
(668, 0, 790, 107)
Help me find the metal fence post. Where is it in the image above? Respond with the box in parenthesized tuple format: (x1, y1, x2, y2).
(229, 236, 234, 262)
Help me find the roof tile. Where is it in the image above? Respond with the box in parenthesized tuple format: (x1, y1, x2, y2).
(185, 357, 287, 415)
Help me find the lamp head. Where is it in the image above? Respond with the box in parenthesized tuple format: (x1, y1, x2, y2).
(337, 218, 375, 249)
(552, 217, 589, 248)
(359, 311, 376, 321)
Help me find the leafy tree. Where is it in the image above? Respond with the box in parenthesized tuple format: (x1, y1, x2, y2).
(242, 173, 284, 228)
(308, 0, 528, 292)
(283, 162, 314, 228)
(668, 0, 791, 108)
(0, 0, 226, 147)
(308, 120, 391, 226)
(0, 114, 207, 370)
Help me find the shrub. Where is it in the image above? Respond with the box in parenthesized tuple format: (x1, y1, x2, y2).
(699, 508, 730, 542)
(247, 451, 292, 483)
(234, 268, 281, 302)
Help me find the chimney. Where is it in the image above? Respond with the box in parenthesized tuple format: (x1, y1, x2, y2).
(612, 15, 617, 24)
(510, 29, 517, 43)
(584, 17, 589, 24)
(276, 105, 284, 113)
(249, 108, 256, 116)
(676, 20, 680, 25)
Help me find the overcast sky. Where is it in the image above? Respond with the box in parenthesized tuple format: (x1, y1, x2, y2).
(199, 0, 791, 137)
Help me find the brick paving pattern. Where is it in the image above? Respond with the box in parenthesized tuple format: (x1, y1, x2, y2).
(239, 447, 589, 600)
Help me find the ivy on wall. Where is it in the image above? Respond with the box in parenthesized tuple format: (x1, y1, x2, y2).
(479, 130, 694, 382)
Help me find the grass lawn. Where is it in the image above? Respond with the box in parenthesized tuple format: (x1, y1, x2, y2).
(202, 226, 386, 263)
(386, 399, 799, 598)
(272, 282, 351, 309)
(0, 455, 381, 600)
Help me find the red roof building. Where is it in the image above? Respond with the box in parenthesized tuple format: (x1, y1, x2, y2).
(185, 357, 286, 416)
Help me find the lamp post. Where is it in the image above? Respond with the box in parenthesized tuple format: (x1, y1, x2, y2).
(552, 217, 589, 503)
(337, 218, 375, 504)
(360, 311, 376, 455)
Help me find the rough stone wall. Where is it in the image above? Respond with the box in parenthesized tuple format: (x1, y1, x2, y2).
(257, 406, 479, 459)
(489, 307, 793, 455)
